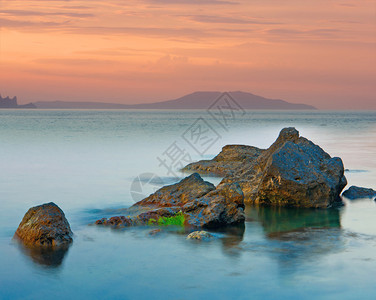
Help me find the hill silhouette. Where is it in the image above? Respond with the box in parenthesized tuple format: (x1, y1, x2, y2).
(34, 91, 316, 110)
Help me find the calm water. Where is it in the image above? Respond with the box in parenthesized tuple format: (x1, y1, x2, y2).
(0, 109, 375, 299)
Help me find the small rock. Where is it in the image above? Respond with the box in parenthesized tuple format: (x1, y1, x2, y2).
(342, 186, 376, 200)
(149, 229, 162, 236)
(187, 231, 214, 241)
(14, 202, 73, 247)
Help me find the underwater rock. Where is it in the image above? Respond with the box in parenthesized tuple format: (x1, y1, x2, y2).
(148, 229, 162, 236)
(186, 231, 215, 241)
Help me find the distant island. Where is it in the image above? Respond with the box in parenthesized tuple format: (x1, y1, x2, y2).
(33, 91, 316, 110)
(0, 95, 36, 109)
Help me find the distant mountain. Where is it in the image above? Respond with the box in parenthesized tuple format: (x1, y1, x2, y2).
(34, 91, 316, 110)
(129, 91, 316, 110)
(0, 95, 36, 109)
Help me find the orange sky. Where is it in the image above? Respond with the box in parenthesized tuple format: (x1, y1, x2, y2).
(0, 0, 375, 109)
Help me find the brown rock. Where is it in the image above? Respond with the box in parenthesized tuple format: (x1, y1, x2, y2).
(186, 231, 214, 240)
(95, 173, 245, 229)
(149, 229, 162, 236)
(219, 127, 347, 208)
(182, 145, 264, 176)
(135, 173, 215, 207)
(14, 202, 73, 247)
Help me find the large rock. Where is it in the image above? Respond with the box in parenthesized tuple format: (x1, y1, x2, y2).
(182, 145, 264, 176)
(96, 173, 245, 229)
(342, 186, 376, 200)
(14, 202, 73, 247)
(190, 127, 347, 208)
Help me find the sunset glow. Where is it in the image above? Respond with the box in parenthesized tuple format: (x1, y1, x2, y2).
(0, 0, 375, 109)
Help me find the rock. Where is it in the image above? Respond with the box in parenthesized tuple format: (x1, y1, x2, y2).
(342, 186, 376, 200)
(183, 182, 245, 228)
(14, 202, 73, 247)
(148, 229, 162, 236)
(0, 94, 18, 108)
(187, 231, 214, 241)
(95, 173, 245, 229)
(182, 145, 264, 176)
(189, 127, 347, 208)
(135, 173, 216, 207)
(0, 94, 36, 109)
(18, 103, 36, 109)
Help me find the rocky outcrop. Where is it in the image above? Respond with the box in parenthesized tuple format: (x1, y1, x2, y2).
(96, 173, 245, 229)
(18, 103, 37, 108)
(187, 231, 214, 241)
(0, 95, 18, 108)
(182, 145, 264, 176)
(0, 94, 36, 108)
(185, 128, 347, 208)
(14, 202, 73, 247)
(342, 186, 376, 200)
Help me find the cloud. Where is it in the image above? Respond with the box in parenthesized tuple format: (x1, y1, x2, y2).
(184, 14, 280, 25)
(145, 0, 238, 4)
(0, 17, 67, 29)
(0, 9, 93, 18)
(63, 26, 209, 39)
(267, 28, 343, 40)
(61, 6, 94, 10)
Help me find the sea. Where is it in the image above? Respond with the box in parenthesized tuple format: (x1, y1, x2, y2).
(0, 109, 375, 299)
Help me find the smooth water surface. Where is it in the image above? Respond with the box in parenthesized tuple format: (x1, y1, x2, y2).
(0, 110, 375, 299)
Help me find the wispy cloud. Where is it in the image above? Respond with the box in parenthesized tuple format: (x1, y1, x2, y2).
(145, 0, 238, 5)
(0, 9, 93, 18)
(267, 28, 343, 40)
(184, 14, 280, 25)
(0, 17, 67, 29)
(64, 26, 209, 39)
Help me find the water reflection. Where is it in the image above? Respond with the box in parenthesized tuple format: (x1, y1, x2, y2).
(210, 224, 245, 257)
(245, 205, 345, 274)
(16, 241, 70, 268)
(246, 205, 341, 238)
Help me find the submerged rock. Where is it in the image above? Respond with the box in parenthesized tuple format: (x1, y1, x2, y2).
(148, 228, 162, 236)
(95, 173, 245, 229)
(14, 202, 73, 247)
(182, 145, 264, 176)
(342, 186, 376, 200)
(187, 231, 215, 241)
(186, 127, 347, 208)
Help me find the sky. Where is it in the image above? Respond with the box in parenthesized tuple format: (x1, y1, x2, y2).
(0, 0, 375, 109)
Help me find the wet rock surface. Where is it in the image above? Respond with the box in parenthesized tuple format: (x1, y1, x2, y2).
(342, 186, 376, 200)
(14, 202, 73, 247)
(96, 173, 245, 229)
(188, 127, 347, 208)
